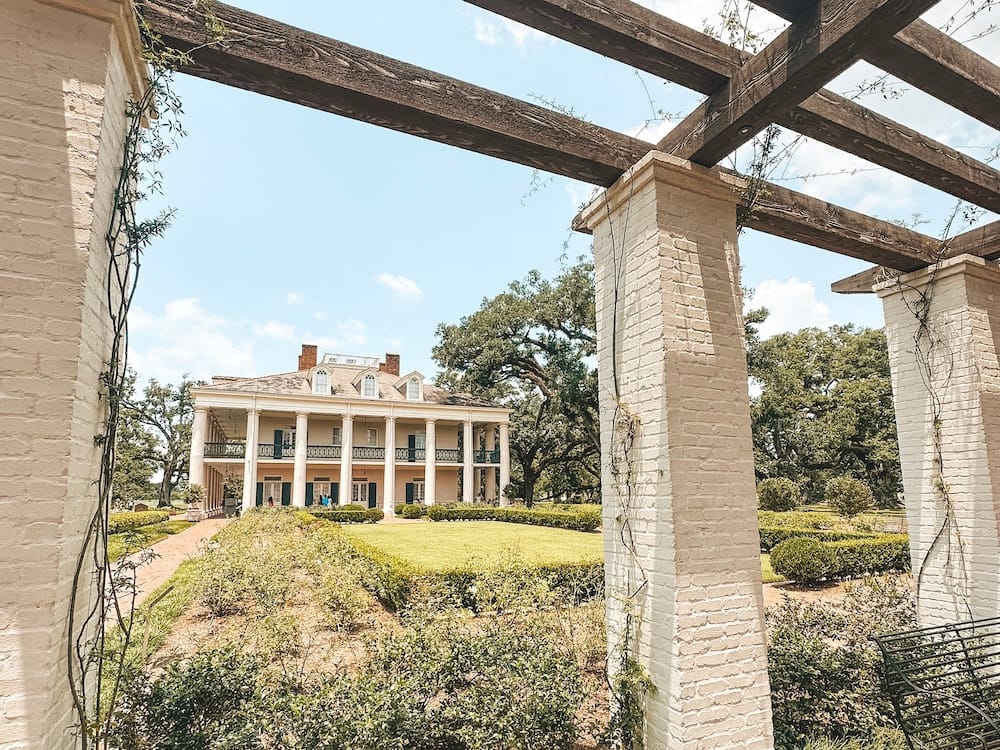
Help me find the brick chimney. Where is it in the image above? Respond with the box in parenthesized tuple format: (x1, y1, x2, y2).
(298, 344, 317, 371)
(379, 352, 400, 376)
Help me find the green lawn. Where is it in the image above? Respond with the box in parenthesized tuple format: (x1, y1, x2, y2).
(345, 521, 603, 571)
(761, 554, 785, 584)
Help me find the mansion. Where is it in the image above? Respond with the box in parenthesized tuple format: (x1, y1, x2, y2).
(189, 345, 512, 517)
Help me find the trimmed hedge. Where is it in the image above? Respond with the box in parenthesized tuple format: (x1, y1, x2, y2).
(828, 534, 910, 578)
(307, 508, 384, 524)
(109, 510, 170, 534)
(759, 526, 876, 552)
(425, 504, 601, 532)
(396, 504, 427, 519)
(770, 538, 838, 583)
(338, 535, 414, 611)
(757, 510, 839, 530)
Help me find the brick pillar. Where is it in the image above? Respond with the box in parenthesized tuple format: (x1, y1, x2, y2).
(878, 255, 1000, 625)
(463, 420, 474, 503)
(384, 417, 396, 515)
(0, 1, 147, 747)
(578, 151, 773, 749)
(498, 422, 511, 506)
(241, 409, 259, 512)
(292, 412, 309, 507)
(424, 419, 437, 505)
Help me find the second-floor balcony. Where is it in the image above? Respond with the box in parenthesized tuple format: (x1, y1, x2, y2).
(207, 442, 499, 464)
(475, 449, 501, 464)
(204, 441, 246, 459)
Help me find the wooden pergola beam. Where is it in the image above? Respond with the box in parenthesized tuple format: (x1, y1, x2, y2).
(656, 0, 942, 165)
(142, 0, 944, 271)
(831, 220, 1000, 293)
(755, 1, 1000, 128)
(465, 0, 1000, 213)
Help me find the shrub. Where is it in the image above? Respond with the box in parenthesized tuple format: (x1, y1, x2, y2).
(108, 510, 170, 534)
(770, 537, 838, 583)
(829, 534, 910, 578)
(757, 478, 800, 512)
(768, 577, 915, 749)
(758, 510, 839, 530)
(826, 476, 874, 518)
(307, 508, 383, 523)
(397, 503, 427, 519)
(759, 526, 876, 552)
(338, 535, 415, 611)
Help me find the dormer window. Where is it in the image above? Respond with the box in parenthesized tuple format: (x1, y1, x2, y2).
(407, 377, 421, 400)
(313, 370, 328, 395)
(362, 374, 378, 398)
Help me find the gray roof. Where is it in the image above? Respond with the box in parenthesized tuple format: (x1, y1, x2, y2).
(202, 368, 497, 408)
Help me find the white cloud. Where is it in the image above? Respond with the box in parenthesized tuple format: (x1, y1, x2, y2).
(286, 291, 303, 305)
(376, 272, 423, 301)
(129, 298, 256, 384)
(472, 15, 550, 48)
(252, 320, 296, 341)
(314, 310, 328, 321)
(747, 278, 834, 339)
(305, 319, 369, 355)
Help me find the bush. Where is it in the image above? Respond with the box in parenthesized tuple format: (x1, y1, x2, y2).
(759, 526, 876, 552)
(757, 478, 800, 512)
(307, 508, 383, 524)
(425, 504, 601, 532)
(396, 503, 427, 519)
(338, 535, 415, 611)
(829, 534, 910, 578)
(768, 577, 915, 749)
(770, 537, 838, 583)
(108, 510, 170, 534)
(758, 510, 839, 530)
(826, 476, 874, 518)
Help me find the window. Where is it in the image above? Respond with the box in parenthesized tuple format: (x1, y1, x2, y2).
(313, 370, 328, 394)
(366, 427, 377, 446)
(352, 479, 369, 504)
(413, 479, 425, 503)
(332, 427, 341, 446)
(312, 477, 331, 501)
(362, 374, 377, 398)
(263, 476, 282, 506)
(407, 377, 421, 400)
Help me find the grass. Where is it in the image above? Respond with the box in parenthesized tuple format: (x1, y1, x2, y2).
(346, 521, 603, 571)
(761, 554, 785, 583)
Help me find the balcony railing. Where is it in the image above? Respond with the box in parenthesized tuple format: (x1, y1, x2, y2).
(258, 443, 278, 459)
(435, 449, 461, 462)
(353, 446, 385, 460)
(396, 447, 426, 462)
(475, 449, 501, 464)
(204, 441, 245, 459)
(307, 445, 341, 459)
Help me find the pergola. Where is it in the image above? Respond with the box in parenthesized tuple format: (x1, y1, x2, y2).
(1, 0, 997, 747)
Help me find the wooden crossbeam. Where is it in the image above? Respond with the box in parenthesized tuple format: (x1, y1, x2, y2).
(656, 0, 942, 165)
(755, 1, 1000, 129)
(142, 0, 944, 271)
(831, 220, 1000, 293)
(464, 0, 1000, 213)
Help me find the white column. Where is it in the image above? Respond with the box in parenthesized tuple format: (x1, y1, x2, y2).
(498, 422, 511, 506)
(339, 414, 353, 505)
(485, 425, 497, 502)
(580, 151, 773, 748)
(189, 407, 208, 488)
(424, 419, 437, 505)
(384, 416, 397, 515)
(462, 420, 474, 503)
(241, 408, 260, 512)
(292, 411, 309, 507)
(878, 255, 1000, 625)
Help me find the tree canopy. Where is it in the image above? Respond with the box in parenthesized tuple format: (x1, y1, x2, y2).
(433, 261, 598, 504)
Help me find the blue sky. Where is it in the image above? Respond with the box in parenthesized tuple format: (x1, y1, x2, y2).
(129, 0, 998, 386)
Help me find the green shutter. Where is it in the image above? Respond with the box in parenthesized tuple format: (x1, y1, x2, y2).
(255, 483, 264, 507)
(280, 482, 291, 506)
(368, 482, 377, 509)
(305, 482, 314, 506)
(273, 430, 283, 459)
(331, 482, 339, 503)
(405, 483, 414, 504)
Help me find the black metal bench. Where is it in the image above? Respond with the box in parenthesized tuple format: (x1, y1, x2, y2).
(875, 618, 1000, 749)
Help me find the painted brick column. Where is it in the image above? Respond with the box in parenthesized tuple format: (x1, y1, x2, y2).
(463, 420, 474, 503)
(241, 408, 259, 511)
(339, 414, 353, 506)
(498, 422, 511, 506)
(384, 416, 396, 515)
(292, 412, 309, 507)
(878, 255, 1000, 625)
(579, 151, 773, 750)
(0, 1, 147, 747)
(189, 407, 208, 488)
(425, 419, 437, 505)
